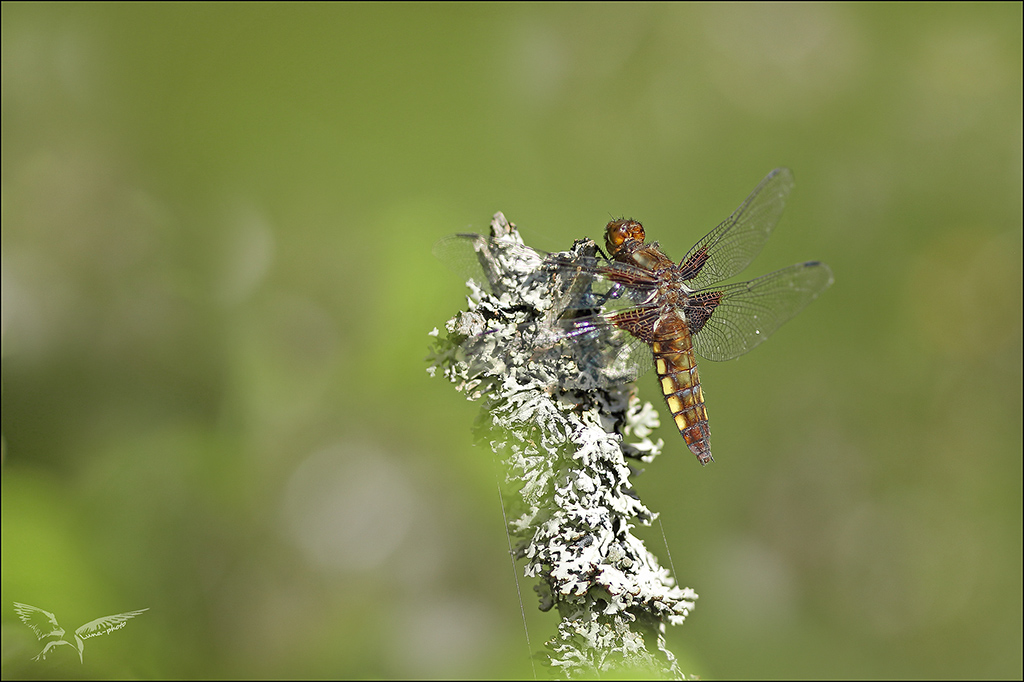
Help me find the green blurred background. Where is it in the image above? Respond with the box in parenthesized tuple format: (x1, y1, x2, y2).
(2, 3, 1020, 679)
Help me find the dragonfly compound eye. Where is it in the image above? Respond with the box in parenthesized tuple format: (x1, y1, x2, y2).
(605, 219, 645, 254)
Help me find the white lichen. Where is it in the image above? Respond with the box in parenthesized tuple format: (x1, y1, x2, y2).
(428, 212, 698, 679)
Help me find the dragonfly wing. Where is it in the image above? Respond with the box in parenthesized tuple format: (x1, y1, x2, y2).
(691, 261, 833, 362)
(541, 257, 661, 385)
(680, 168, 795, 289)
(545, 257, 660, 317)
(433, 232, 547, 294)
(553, 312, 653, 384)
(435, 228, 661, 387)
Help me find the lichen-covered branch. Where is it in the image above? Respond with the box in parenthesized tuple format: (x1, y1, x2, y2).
(428, 212, 697, 679)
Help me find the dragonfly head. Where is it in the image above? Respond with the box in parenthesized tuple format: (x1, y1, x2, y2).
(605, 218, 646, 256)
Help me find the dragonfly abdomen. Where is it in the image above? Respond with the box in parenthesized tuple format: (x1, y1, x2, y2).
(650, 334, 713, 466)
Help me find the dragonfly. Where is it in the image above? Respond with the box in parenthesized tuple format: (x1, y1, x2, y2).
(435, 168, 833, 465)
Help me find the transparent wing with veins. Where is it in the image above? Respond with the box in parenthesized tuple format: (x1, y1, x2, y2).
(433, 232, 653, 383)
(551, 254, 831, 368)
(678, 167, 794, 290)
(545, 258, 659, 382)
(687, 261, 833, 362)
